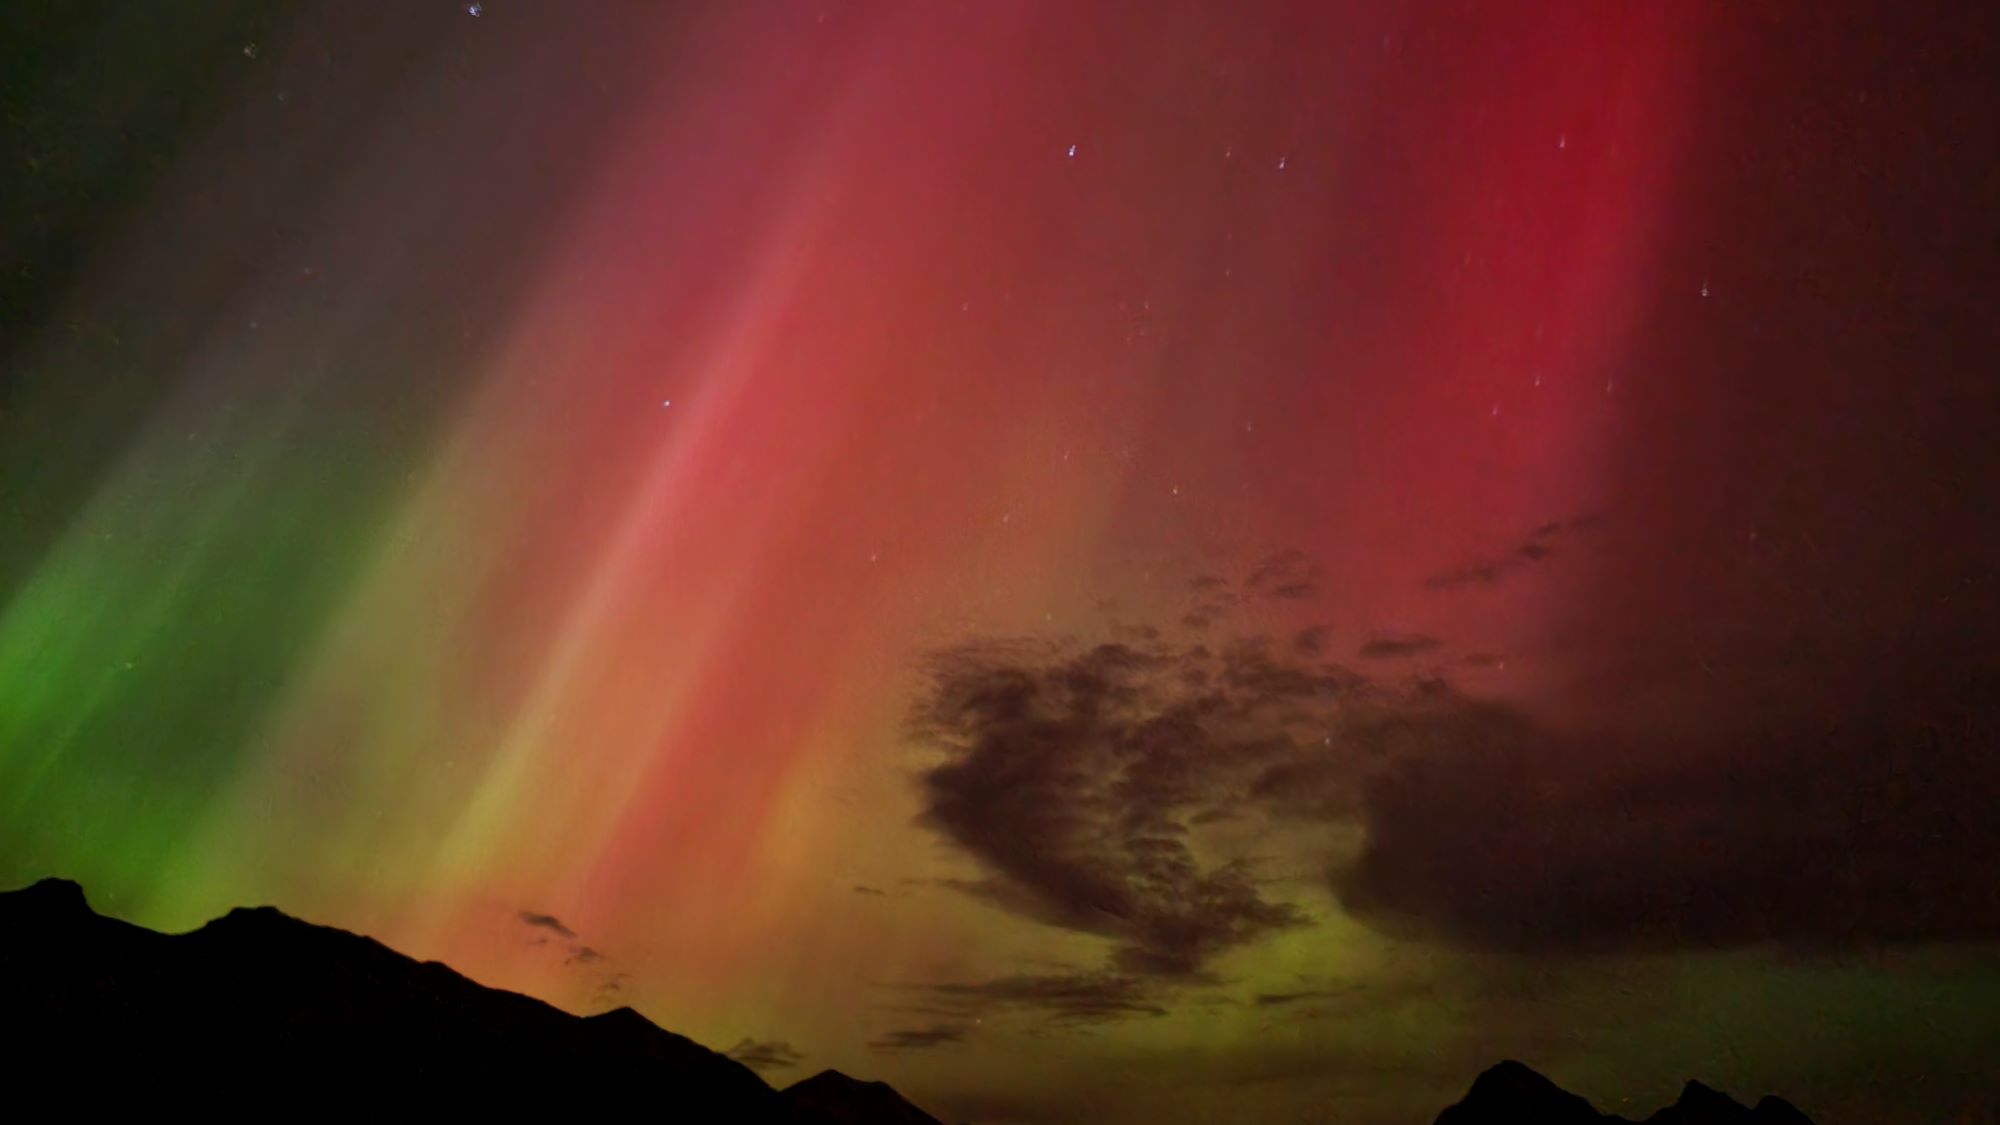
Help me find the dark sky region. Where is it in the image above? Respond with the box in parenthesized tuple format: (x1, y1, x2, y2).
(2, 3, 1997, 1123)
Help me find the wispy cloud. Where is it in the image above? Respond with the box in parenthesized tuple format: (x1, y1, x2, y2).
(868, 1024, 971, 1052)
(1356, 634, 1441, 659)
(1424, 514, 1601, 591)
(726, 1038, 806, 1071)
(517, 910, 576, 939)
(912, 971, 1170, 1023)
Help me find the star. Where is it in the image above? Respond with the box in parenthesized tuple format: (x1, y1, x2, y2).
(661, 399, 672, 408)
(467, 2, 483, 16)
(1066, 143, 1077, 158)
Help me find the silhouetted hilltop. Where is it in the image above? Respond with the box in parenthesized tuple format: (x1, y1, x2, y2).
(1435, 1060, 1816, 1125)
(0, 877, 938, 1120)
(783, 1069, 945, 1124)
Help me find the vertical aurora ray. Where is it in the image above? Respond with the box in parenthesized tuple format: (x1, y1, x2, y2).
(4, 0, 1705, 1033)
(0, 1, 651, 913)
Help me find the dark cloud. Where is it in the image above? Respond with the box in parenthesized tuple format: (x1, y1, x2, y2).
(916, 972, 1169, 1023)
(1425, 514, 1601, 591)
(1248, 980, 1360, 1008)
(1424, 562, 1505, 589)
(909, 578, 2000, 962)
(1357, 634, 1441, 659)
(1249, 756, 1363, 821)
(1251, 989, 1337, 1007)
(1336, 671, 2000, 951)
(517, 910, 576, 939)
(726, 1038, 806, 1071)
(868, 1024, 970, 1052)
(1245, 549, 1317, 600)
(1293, 626, 1331, 656)
(910, 637, 1319, 978)
(520, 910, 629, 998)
(876, 1000, 984, 1019)
(853, 884, 888, 896)
(1171, 556, 1313, 635)
(518, 914, 630, 995)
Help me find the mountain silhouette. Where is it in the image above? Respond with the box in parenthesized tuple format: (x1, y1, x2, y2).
(1435, 1060, 1816, 1125)
(0, 879, 1820, 1123)
(782, 1069, 950, 1124)
(0, 877, 942, 1121)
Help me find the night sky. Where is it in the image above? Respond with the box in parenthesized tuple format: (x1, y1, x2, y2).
(3, 3, 1997, 1122)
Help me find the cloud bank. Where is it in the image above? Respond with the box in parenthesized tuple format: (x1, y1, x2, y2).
(904, 557, 2000, 978)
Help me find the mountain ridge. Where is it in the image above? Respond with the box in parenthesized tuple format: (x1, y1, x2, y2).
(1, 877, 1817, 1123)
(0, 876, 940, 1121)
(1435, 1059, 1816, 1125)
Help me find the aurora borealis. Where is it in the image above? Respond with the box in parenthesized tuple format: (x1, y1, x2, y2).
(3, 2, 1997, 1121)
